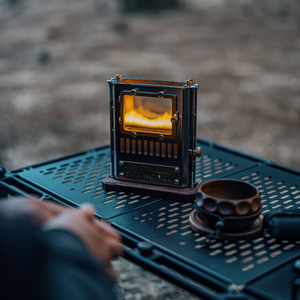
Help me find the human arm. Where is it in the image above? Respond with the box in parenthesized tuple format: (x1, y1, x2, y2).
(0, 197, 123, 300)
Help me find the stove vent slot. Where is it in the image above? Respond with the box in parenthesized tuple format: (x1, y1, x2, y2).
(161, 142, 166, 157)
(144, 140, 148, 155)
(120, 138, 177, 159)
(155, 142, 160, 157)
(126, 138, 130, 154)
(174, 143, 178, 159)
(168, 143, 172, 158)
(120, 138, 125, 153)
(138, 140, 142, 155)
(149, 141, 154, 156)
(132, 139, 136, 154)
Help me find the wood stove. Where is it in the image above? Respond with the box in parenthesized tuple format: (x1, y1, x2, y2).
(103, 75, 202, 201)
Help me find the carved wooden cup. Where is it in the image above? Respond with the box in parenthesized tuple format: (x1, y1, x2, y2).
(195, 179, 261, 232)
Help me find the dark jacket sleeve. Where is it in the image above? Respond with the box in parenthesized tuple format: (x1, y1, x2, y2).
(0, 218, 118, 300)
(0, 217, 49, 300)
(42, 229, 118, 300)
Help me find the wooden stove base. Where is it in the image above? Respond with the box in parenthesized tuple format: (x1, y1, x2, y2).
(102, 177, 202, 202)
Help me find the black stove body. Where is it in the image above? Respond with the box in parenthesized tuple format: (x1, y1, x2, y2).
(107, 76, 200, 191)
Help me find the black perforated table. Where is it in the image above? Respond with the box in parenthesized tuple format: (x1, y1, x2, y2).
(1, 137, 300, 300)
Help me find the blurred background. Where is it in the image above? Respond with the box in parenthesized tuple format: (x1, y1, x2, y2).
(0, 0, 300, 299)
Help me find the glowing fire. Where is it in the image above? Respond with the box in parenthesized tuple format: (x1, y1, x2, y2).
(123, 95, 173, 135)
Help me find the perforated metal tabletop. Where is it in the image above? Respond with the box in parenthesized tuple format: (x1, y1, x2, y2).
(2, 137, 300, 300)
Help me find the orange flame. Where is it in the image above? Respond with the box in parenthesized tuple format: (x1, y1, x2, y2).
(123, 95, 172, 135)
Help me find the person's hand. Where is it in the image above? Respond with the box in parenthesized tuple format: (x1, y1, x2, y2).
(0, 197, 68, 226)
(43, 203, 123, 281)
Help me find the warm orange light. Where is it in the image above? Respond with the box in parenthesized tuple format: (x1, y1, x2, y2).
(123, 95, 173, 135)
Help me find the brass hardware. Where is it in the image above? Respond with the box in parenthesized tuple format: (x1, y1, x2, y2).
(171, 112, 179, 123)
(196, 147, 202, 157)
(185, 78, 194, 86)
(115, 74, 124, 81)
(171, 115, 177, 123)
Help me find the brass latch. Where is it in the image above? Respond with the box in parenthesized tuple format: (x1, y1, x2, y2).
(171, 111, 179, 123)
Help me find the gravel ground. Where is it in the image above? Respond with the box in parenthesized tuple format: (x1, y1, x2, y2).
(1, 0, 300, 299)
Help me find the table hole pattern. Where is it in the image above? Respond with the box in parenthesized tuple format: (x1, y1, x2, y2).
(240, 172, 300, 213)
(33, 150, 161, 216)
(131, 164, 300, 275)
(196, 155, 237, 179)
(135, 202, 194, 235)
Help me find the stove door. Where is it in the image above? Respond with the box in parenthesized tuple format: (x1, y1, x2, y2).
(120, 91, 177, 139)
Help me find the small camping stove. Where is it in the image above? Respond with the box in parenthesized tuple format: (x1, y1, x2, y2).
(102, 75, 202, 202)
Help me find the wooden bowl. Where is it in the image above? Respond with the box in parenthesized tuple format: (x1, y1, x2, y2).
(195, 179, 261, 232)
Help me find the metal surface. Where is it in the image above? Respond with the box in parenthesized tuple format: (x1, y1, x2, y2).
(0, 174, 72, 208)
(3, 137, 300, 299)
(119, 161, 180, 185)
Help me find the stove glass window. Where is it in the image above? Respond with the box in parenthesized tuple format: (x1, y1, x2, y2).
(122, 94, 173, 135)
